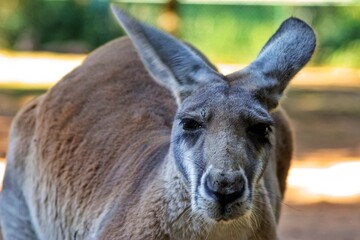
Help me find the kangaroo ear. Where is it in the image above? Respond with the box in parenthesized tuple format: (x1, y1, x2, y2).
(230, 17, 316, 109)
(111, 5, 223, 105)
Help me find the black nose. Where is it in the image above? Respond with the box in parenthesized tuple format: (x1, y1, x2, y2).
(204, 169, 245, 205)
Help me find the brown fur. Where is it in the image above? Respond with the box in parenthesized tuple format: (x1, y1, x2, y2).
(1, 38, 292, 239)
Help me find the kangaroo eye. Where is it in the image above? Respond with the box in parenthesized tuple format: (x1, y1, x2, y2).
(248, 123, 271, 136)
(180, 119, 203, 131)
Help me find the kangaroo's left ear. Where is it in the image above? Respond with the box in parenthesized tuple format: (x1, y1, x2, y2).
(229, 17, 316, 109)
(111, 5, 224, 105)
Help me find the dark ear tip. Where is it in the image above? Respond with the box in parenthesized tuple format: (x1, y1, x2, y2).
(280, 17, 317, 55)
(111, 4, 135, 23)
(282, 17, 316, 40)
(111, 4, 142, 36)
(282, 17, 312, 29)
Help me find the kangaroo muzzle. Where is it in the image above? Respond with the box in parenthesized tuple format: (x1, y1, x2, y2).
(203, 168, 247, 206)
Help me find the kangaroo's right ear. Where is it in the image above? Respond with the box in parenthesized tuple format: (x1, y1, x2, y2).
(111, 6, 224, 105)
(229, 17, 316, 110)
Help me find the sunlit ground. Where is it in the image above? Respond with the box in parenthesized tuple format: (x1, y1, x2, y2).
(0, 50, 360, 205)
(286, 159, 360, 204)
(1, 51, 360, 89)
(219, 63, 360, 89)
(0, 50, 85, 88)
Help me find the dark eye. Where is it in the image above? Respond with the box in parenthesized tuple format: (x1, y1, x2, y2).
(180, 118, 203, 131)
(248, 123, 271, 136)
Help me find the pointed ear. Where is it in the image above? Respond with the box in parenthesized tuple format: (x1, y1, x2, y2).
(230, 17, 316, 109)
(111, 5, 223, 105)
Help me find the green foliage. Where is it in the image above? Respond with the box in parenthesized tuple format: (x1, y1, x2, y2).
(0, 1, 359, 67)
(179, 4, 360, 68)
(307, 6, 360, 67)
(179, 5, 284, 64)
(0, 0, 124, 52)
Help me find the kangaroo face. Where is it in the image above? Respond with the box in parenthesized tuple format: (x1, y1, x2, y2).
(171, 82, 273, 221)
(112, 5, 315, 223)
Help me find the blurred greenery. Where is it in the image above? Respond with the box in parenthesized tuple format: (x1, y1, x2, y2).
(180, 4, 360, 67)
(0, 0, 125, 53)
(0, 0, 360, 67)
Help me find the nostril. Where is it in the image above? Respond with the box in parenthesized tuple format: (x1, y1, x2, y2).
(204, 174, 246, 205)
(205, 172, 245, 194)
(205, 181, 245, 205)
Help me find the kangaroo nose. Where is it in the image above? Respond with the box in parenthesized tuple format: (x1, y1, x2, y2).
(204, 169, 245, 205)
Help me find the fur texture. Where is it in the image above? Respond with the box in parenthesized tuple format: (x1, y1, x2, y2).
(0, 7, 315, 240)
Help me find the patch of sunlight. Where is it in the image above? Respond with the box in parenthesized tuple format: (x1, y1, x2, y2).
(217, 63, 246, 75)
(0, 50, 359, 89)
(217, 64, 360, 89)
(0, 51, 85, 87)
(288, 161, 360, 199)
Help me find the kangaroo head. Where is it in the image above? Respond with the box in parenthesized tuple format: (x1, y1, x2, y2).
(112, 6, 315, 222)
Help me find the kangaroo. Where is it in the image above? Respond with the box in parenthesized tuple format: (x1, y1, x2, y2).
(0, 6, 316, 240)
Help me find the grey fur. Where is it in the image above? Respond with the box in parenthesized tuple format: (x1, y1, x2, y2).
(230, 17, 316, 109)
(111, 6, 224, 104)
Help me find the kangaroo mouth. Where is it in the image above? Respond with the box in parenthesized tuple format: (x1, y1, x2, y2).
(193, 185, 252, 222)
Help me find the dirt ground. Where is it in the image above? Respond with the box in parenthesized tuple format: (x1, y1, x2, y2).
(280, 203, 360, 240)
(0, 83, 359, 239)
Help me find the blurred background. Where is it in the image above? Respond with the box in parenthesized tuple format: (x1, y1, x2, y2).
(0, 0, 359, 239)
